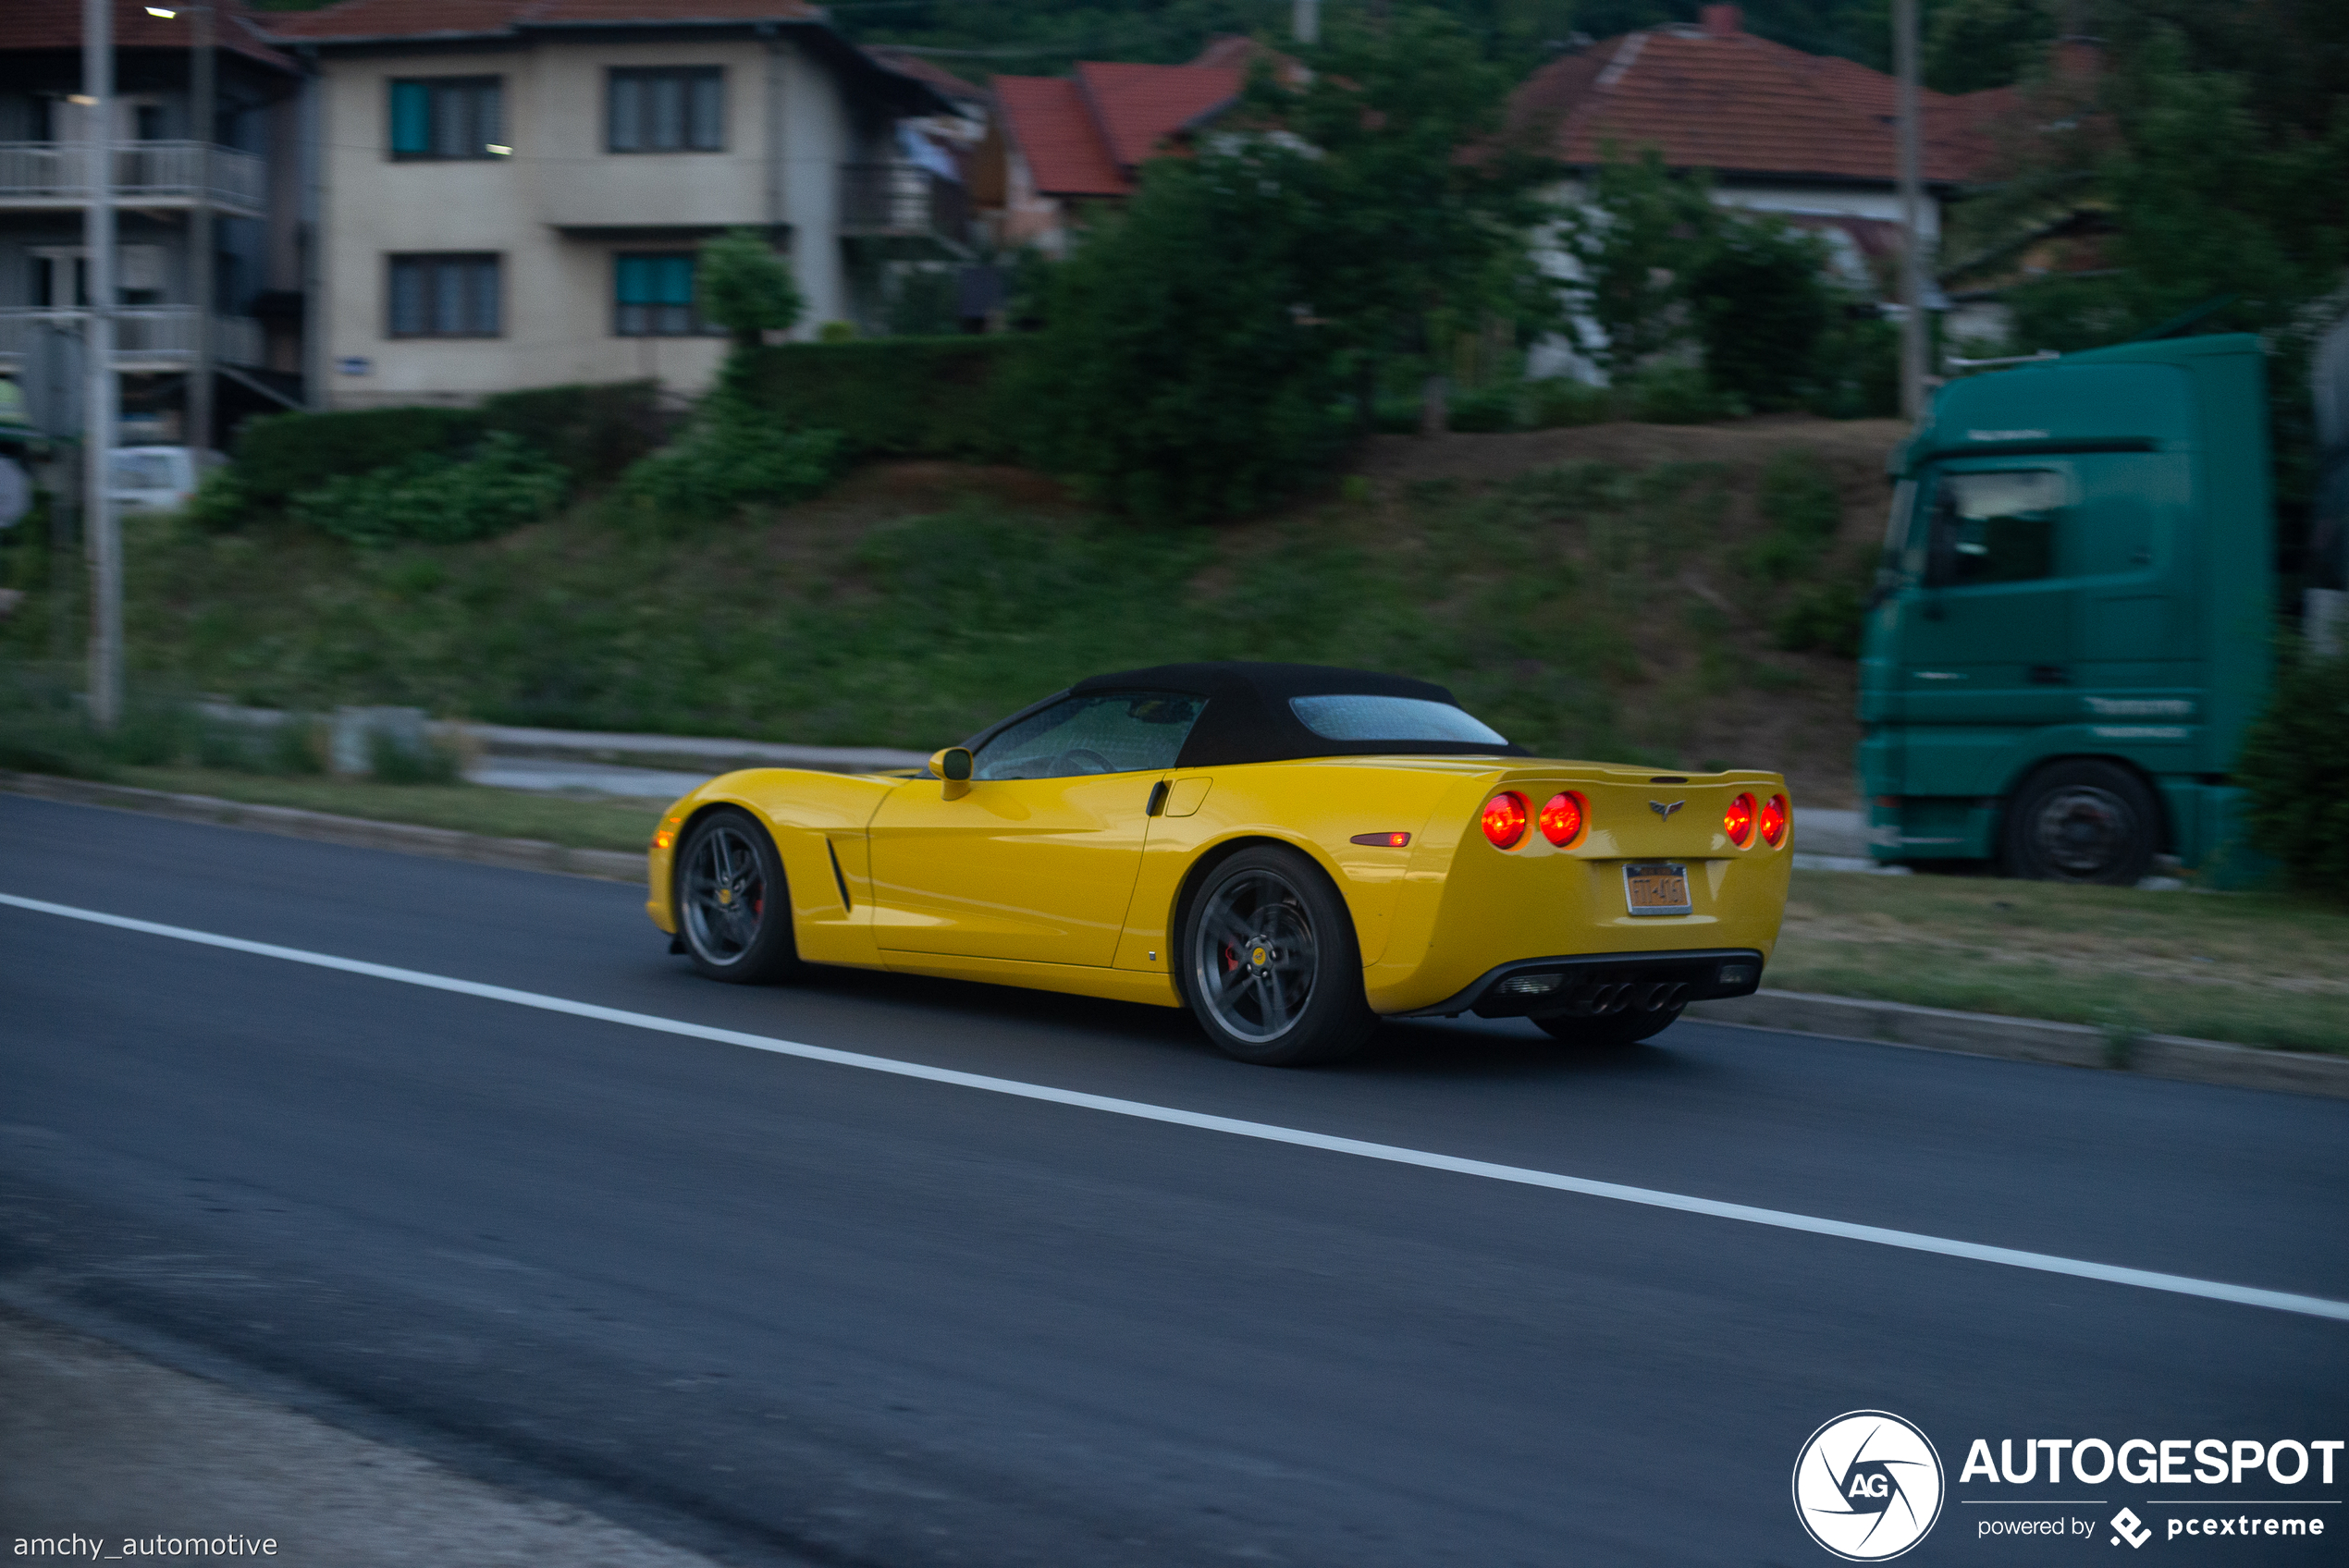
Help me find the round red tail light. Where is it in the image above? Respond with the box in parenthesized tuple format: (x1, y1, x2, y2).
(1724, 793, 1756, 848)
(1758, 793, 1789, 847)
(1538, 790, 1585, 847)
(1482, 791, 1529, 849)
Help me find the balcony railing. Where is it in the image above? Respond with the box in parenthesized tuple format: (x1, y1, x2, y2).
(0, 141, 267, 214)
(839, 163, 969, 251)
(0, 308, 265, 369)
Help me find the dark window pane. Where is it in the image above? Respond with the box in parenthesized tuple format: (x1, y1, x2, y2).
(389, 260, 423, 334)
(468, 258, 499, 335)
(648, 74, 683, 150)
(609, 74, 641, 151)
(390, 81, 430, 154)
(430, 263, 462, 334)
(473, 81, 500, 151)
(689, 72, 723, 149)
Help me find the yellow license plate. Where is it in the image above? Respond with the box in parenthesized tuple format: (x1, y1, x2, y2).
(1623, 863, 1692, 916)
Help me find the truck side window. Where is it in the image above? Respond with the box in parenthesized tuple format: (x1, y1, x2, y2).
(1926, 470, 2065, 588)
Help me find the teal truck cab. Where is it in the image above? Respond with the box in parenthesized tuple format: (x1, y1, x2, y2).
(1861, 333, 2272, 884)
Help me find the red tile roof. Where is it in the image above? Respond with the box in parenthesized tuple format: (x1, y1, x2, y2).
(993, 75, 1129, 197)
(1510, 20, 1988, 186)
(263, 0, 819, 44)
(1074, 61, 1239, 169)
(0, 0, 295, 71)
(994, 61, 1243, 200)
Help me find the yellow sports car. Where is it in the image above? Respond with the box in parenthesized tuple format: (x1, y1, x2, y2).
(646, 663, 1790, 1065)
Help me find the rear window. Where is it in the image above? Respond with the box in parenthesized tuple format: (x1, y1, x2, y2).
(1289, 694, 1508, 746)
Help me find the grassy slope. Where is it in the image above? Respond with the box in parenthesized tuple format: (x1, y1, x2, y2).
(1, 421, 1897, 808)
(113, 766, 664, 853)
(1771, 870, 2349, 1054)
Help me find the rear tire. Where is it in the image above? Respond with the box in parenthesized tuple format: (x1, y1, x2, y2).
(1532, 1007, 1681, 1047)
(674, 808, 805, 984)
(1999, 760, 2158, 886)
(1178, 846, 1377, 1067)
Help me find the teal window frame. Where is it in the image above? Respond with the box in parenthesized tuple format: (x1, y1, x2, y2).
(389, 77, 503, 161)
(613, 252, 704, 337)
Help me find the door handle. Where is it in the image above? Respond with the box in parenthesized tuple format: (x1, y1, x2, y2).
(1146, 780, 1170, 816)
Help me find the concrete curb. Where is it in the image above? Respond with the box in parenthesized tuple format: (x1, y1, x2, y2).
(0, 771, 644, 884)
(1685, 990, 2349, 1100)
(9, 771, 2343, 1100)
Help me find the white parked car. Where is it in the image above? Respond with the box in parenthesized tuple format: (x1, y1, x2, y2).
(109, 446, 222, 513)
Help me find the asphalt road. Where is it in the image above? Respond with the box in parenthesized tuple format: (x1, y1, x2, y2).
(3, 792, 2343, 1566)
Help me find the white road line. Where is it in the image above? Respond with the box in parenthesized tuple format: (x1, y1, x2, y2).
(7, 889, 2347, 1325)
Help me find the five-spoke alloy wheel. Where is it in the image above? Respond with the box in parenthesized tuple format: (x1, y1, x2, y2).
(1180, 846, 1376, 1066)
(675, 808, 803, 984)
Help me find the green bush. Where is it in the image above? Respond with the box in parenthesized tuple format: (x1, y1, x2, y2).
(613, 392, 842, 524)
(183, 463, 253, 533)
(1527, 378, 1615, 428)
(1745, 448, 1844, 582)
(478, 380, 666, 484)
(1774, 578, 1868, 657)
(1690, 215, 1836, 410)
(1021, 149, 1348, 522)
(1630, 366, 1744, 424)
(292, 433, 571, 546)
(2238, 648, 2349, 901)
(234, 406, 483, 508)
(727, 337, 1031, 461)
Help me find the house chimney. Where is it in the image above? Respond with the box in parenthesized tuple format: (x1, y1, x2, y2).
(1701, 5, 1742, 35)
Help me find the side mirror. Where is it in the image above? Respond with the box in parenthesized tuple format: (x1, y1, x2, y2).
(930, 746, 973, 783)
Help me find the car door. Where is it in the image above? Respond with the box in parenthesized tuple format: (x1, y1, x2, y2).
(866, 691, 1205, 966)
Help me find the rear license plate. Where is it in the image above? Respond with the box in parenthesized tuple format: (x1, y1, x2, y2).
(1623, 863, 1692, 916)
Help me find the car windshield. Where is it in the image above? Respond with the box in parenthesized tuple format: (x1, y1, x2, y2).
(974, 692, 1207, 780)
(1288, 694, 1508, 746)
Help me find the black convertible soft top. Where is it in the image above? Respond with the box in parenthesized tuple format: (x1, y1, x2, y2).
(967, 662, 1529, 769)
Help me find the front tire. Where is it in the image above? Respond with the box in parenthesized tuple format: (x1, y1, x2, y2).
(2000, 760, 2158, 885)
(675, 808, 805, 984)
(1178, 847, 1376, 1066)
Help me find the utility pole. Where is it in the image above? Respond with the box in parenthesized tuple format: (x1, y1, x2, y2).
(1893, 0, 1926, 423)
(190, 2, 215, 457)
(84, 0, 122, 730)
(1293, 0, 1320, 45)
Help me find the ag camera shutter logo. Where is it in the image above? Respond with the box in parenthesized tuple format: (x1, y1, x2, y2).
(1793, 1411, 1946, 1561)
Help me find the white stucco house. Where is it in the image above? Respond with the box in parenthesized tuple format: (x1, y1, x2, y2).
(262, 0, 958, 407)
(1510, 5, 1995, 381)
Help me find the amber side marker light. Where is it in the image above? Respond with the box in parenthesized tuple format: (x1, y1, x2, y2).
(1758, 794, 1789, 848)
(654, 815, 683, 851)
(1482, 792, 1528, 850)
(1348, 831, 1412, 847)
(1538, 791, 1585, 847)
(1724, 793, 1756, 848)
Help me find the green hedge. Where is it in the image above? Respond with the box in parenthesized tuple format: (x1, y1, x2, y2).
(725, 337, 1035, 460)
(234, 406, 482, 508)
(231, 380, 665, 506)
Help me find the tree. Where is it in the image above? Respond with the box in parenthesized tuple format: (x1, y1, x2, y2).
(1689, 213, 1838, 409)
(1019, 147, 1345, 523)
(1554, 147, 1719, 379)
(698, 228, 806, 352)
(1248, 3, 1567, 432)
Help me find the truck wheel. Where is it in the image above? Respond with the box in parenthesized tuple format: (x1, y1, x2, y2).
(2000, 761, 2159, 886)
